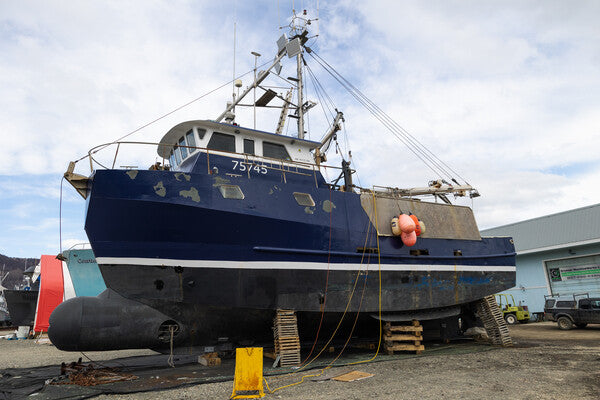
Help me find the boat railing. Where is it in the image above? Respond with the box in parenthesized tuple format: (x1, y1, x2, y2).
(82, 140, 350, 181)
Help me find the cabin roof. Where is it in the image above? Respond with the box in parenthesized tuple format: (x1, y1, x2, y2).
(157, 120, 321, 158)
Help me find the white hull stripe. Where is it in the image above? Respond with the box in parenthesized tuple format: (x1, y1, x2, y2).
(96, 257, 516, 272)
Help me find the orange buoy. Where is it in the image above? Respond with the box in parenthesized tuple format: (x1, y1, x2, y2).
(398, 214, 415, 233)
(401, 230, 417, 246)
(418, 220, 426, 235)
(409, 215, 421, 236)
(391, 217, 401, 236)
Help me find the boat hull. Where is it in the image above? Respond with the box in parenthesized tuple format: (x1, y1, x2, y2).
(4, 289, 39, 326)
(50, 159, 516, 351)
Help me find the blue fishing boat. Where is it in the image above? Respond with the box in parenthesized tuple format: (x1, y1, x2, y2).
(51, 12, 515, 352)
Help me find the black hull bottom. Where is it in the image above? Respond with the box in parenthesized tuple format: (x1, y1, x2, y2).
(49, 288, 473, 352)
(47, 260, 509, 351)
(99, 264, 514, 313)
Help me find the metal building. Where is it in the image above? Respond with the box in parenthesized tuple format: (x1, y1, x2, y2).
(480, 203, 600, 313)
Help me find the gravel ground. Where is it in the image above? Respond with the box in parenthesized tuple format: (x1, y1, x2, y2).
(2, 322, 599, 399)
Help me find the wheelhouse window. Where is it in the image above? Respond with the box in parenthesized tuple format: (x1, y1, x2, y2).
(263, 141, 291, 160)
(186, 129, 196, 151)
(244, 139, 255, 155)
(196, 128, 207, 140)
(293, 192, 315, 206)
(169, 152, 176, 168)
(179, 137, 188, 159)
(207, 132, 236, 153)
(219, 185, 244, 199)
(173, 146, 182, 165)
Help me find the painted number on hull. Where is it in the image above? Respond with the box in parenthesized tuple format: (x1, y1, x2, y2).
(232, 160, 267, 175)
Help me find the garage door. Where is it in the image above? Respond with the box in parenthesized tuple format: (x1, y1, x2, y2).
(546, 254, 600, 296)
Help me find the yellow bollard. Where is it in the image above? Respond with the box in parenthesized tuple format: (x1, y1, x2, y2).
(230, 347, 265, 399)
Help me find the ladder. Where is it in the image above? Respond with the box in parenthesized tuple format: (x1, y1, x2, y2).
(476, 295, 513, 346)
(275, 89, 294, 135)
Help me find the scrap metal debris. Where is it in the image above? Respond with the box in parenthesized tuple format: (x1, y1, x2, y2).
(53, 358, 138, 386)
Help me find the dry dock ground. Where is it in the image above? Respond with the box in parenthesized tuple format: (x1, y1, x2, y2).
(1, 322, 599, 399)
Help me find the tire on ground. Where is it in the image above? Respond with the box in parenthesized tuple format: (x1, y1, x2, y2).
(504, 314, 518, 325)
(557, 316, 573, 330)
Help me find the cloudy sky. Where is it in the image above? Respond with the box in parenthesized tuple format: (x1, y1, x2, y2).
(1, 0, 599, 257)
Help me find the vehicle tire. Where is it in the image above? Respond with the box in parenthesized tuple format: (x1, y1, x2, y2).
(557, 316, 573, 330)
(575, 323, 588, 328)
(505, 314, 518, 325)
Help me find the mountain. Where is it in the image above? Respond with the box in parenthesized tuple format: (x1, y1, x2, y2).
(0, 254, 40, 290)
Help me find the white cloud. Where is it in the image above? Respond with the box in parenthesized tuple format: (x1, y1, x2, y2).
(1, 0, 599, 257)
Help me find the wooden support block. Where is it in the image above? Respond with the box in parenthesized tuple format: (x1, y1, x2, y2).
(384, 333, 422, 341)
(383, 325, 423, 333)
(384, 320, 425, 355)
(198, 353, 222, 366)
(264, 349, 277, 360)
(386, 344, 425, 352)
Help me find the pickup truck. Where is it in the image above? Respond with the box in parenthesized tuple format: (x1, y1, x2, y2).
(544, 295, 600, 330)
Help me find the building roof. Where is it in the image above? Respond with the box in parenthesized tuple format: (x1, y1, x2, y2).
(480, 203, 600, 253)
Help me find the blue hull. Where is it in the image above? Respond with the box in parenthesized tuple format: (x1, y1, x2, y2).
(45, 151, 517, 351)
(84, 153, 515, 313)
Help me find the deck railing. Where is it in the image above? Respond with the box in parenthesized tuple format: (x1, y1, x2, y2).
(80, 140, 353, 187)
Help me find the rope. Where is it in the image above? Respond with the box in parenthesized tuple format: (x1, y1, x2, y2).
(167, 326, 175, 368)
(348, 191, 383, 365)
(298, 186, 334, 365)
(264, 191, 382, 394)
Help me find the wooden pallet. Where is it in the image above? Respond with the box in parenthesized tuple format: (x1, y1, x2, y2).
(476, 295, 513, 347)
(273, 309, 301, 367)
(384, 320, 424, 355)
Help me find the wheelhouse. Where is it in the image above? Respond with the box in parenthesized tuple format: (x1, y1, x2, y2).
(157, 120, 320, 171)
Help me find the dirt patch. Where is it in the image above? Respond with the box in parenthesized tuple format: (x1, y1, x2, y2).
(2, 322, 600, 399)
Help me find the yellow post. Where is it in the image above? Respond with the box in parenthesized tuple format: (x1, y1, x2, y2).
(230, 347, 265, 399)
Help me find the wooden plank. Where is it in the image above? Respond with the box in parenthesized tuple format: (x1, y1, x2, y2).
(386, 344, 425, 351)
(384, 333, 422, 341)
(332, 371, 374, 382)
(383, 325, 423, 333)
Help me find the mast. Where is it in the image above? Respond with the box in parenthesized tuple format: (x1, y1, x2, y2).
(296, 53, 304, 139)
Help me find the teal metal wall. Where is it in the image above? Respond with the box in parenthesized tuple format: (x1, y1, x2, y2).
(499, 243, 600, 313)
(64, 249, 107, 297)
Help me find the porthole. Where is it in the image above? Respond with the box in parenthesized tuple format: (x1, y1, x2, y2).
(293, 192, 315, 207)
(219, 185, 245, 199)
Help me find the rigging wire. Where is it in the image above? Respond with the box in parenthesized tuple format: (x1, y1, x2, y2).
(72, 63, 269, 165)
(310, 50, 455, 177)
(59, 177, 65, 254)
(304, 63, 333, 127)
(305, 63, 335, 121)
(308, 51, 448, 179)
(308, 51, 469, 185)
